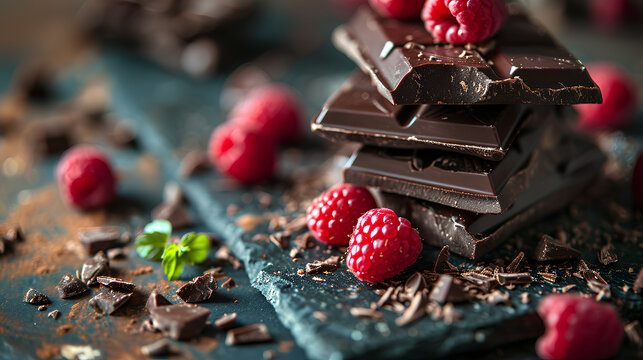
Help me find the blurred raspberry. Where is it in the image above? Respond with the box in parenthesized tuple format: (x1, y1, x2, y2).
(591, 0, 638, 30)
(369, 0, 426, 19)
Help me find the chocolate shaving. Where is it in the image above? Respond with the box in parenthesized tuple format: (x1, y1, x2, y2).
(582, 270, 609, 294)
(24, 289, 50, 305)
(305, 260, 338, 274)
(225, 324, 272, 345)
(141, 339, 173, 357)
(429, 275, 468, 304)
(295, 232, 315, 250)
(506, 251, 527, 273)
(434, 245, 458, 273)
(214, 313, 237, 329)
(404, 272, 427, 298)
(176, 273, 217, 303)
(396, 291, 427, 326)
(350, 307, 384, 321)
(533, 234, 580, 262)
(598, 245, 618, 265)
(461, 272, 497, 292)
(269, 232, 290, 250)
(284, 215, 307, 233)
(377, 287, 395, 307)
(495, 273, 532, 286)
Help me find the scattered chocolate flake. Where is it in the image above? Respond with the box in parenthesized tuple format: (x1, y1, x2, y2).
(582, 270, 610, 294)
(284, 215, 307, 233)
(377, 287, 395, 307)
(538, 272, 557, 283)
(434, 245, 458, 273)
(26, 122, 71, 157)
(221, 278, 236, 288)
(520, 292, 530, 304)
(429, 275, 468, 304)
(441, 303, 462, 325)
(106, 248, 126, 260)
(235, 214, 267, 232)
(324, 255, 340, 266)
(214, 313, 237, 329)
(598, 245, 618, 265)
(56, 324, 74, 335)
(24, 288, 50, 305)
(225, 324, 272, 345)
(38, 305, 48, 311)
(215, 245, 242, 269)
(204, 267, 228, 280)
(141, 319, 157, 333)
(294, 232, 315, 250)
(485, 290, 510, 306)
(560, 284, 577, 293)
(81, 251, 110, 285)
(533, 235, 580, 262)
(506, 251, 527, 273)
(56, 272, 88, 298)
(48, 310, 60, 320)
(152, 199, 192, 229)
(150, 304, 211, 340)
(578, 259, 590, 271)
(5, 226, 24, 242)
(96, 276, 135, 292)
(146, 290, 171, 311)
(461, 272, 497, 292)
(0, 237, 12, 255)
(176, 273, 217, 303)
(270, 232, 290, 250)
(311, 276, 325, 282)
(141, 339, 173, 357)
(396, 291, 427, 326)
(179, 150, 210, 178)
(495, 273, 532, 286)
(78, 226, 122, 255)
(289, 248, 300, 258)
(635, 269, 643, 293)
(89, 290, 133, 315)
(404, 272, 427, 298)
(227, 204, 240, 216)
(625, 321, 643, 350)
(263, 350, 278, 359)
(313, 311, 328, 322)
(305, 260, 338, 274)
(350, 307, 384, 321)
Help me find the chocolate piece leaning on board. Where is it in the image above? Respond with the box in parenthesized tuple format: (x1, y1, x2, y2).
(333, 5, 601, 105)
(89, 289, 133, 315)
(312, 72, 532, 161)
(381, 133, 605, 259)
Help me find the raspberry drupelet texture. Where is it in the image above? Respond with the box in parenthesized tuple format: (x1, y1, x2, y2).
(347, 208, 422, 283)
(369, 0, 426, 19)
(56, 145, 117, 210)
(422, 0, 507, 45)
(306, 183, 377, 246)
(536, 294, 624, 360)
(208, 124, 276, 184)
(229, 84, 302, 144)
(633, 152, 643, 207)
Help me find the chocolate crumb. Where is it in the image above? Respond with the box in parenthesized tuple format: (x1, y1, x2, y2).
(495, 273, 532, 286)
(270, 232, 290, 250)
(38, 305, 48, 311)
(221, 278, 236, 288)
(81, 251, 110, 285)
(141, 339, 173, 357)
(48, 310, 60, 319)
(396, 291, 427, 326)
(461, 272, 497, 292)
(429, 275, 468, 304)
(56, 324, 74, 335)
(350, 307, 384, 321)
(533, 235, 580, 262)
(313, 311, 328, 322)
(214, 313, 237, 329)
(583, 270, 610, 294)
(24, 288, 50, 304)
(294, 232, 315, 250)
(324, 255, 340, 266)
(263, 350, 278, 359)
(106, 248, 126, 260)
(305, 260, 338, 274)
(520, 292, 530, 304)
(598, 245, 618, 265)
(226, 324, 272, 345)
(289, 248, 300, 258)
(215, 246, 242, 269)
(442, 303, 462, 325)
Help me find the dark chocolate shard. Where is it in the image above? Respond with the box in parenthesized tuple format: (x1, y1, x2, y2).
(146, 290, 171, 311)
(89, 289, 133, 315)
(0, 237, 12, 255)
(624, 321, 643, 350)
(434, 246, 458, 273)
(461, 273, 498, 292)
(333, 5, 601, 105)
(635, 269, 643, 293)
(78, 226, 122, 255)
(150, 304, 211, 340)
(221, 278, 236, 288)
(24, 289, 50, 305)
(305, 260, 338, 274)
(582, 270, 610, 294)
(5, 226, 24, 242)
(377, 287, 395, 307)
(270, 232, 290, 250)
(506, 251, 527, 273)
(295, 232, 315, 250)
(597, 245, 618, 265)
(48, 310, 60, 320)
(140, 339, 173, 357)
(225, 324, 272, 345)
(404, 272, 427, 298)
(176, 273, 217, 303)
(214, 313, 237, 329)
(96, 276, 135, 292)
(533, 235, 581, 262)
(152, 183, 192, 229)
(495, 273, 532, 286)
(81, 251, 110, 285)
(179, 150, 210, 178)
(396, 291, 427, 327)
(429, 275, 468, 304)
(57, 272, 88, 298)
(26, 122, 71, 157)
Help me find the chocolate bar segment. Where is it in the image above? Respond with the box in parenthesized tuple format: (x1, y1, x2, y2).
(333, 5, 601, 105)
(312, 72, 529, 160)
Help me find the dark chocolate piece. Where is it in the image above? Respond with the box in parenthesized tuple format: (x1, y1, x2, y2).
(176, 273, 217, 303)
(81, 251, 110, 285)
(333, 5, 601, 105)
(38, 305, 47, 311)
(150, 304, 211, 340)
(24, 289, 50, 305)
(215, 313, 237, 329)
(396, 291, 427, 326)
(434, 245, 458, 273)
(404, 273, 427, 298)
(221, 278, 236, 288)
(429, 275, 468, 304)
(152, 201, 192, 230)
(89, 289, 133, 314)
(295, 232, 315, 250)
(495, 273, 532, 286)
(5, 226, 24, 242)
(0, 237, 11, 255)
(312, 72, 530, 160)
(598, 245, 618, 265)
(625, 321, 643, 350)
(26, 122, 71, 157)
(106, 248, 126, 260)
(48, 310, 60, 320)
(146, 290, 171, 311)
(305, 260, 338, 274)
(96, 276, 136, 292)
(533, 235, 581, 262)
(461, 273, 498, 292)
(78, 226, 122, 255)
(270, 232, 290, 250)
(582, 270, 609, 294)
(225, 324, 272, 345)
(140, 339, 173, 357)
(506, 252, 527, 273)
(635, 269, 643, 293)
(57, 272, 88, 298)
(179, 150, 210, 178)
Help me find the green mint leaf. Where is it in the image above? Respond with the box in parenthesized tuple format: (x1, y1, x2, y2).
(161, 244, 184, 280)
(135, 232, 167, 261)
(179, 233, 210, 265)
(144, 220, 172, 236)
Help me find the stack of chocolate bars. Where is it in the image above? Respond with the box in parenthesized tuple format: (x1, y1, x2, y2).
(312, 4, 605, 259)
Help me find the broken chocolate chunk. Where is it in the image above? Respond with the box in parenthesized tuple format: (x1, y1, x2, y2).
(221, 278, 236, 288)
(506, 251, 527, 273)
(295, 232, 315, 250)
(461, 273, 498, 292)
(635, 269, 643, 293)
(533, 235, 580, 262)
(151, 187, 192, 230)
(146, 290, 171, 311)
(96, 276, 135, 292)
(269, 232, 290, 250)
(176, 273, 217, 303)
(495, 273, 532, 286)
(89, 289, 133, 315)
(434, 245, 459, 273)
(24, 289, 50, 305)
(78, 226, 122, 255)
(598, 245, 618, 266)
(150, 304, 211, 340)
(429, 275, 468, 304)
(225, 324, 272, 345)
(141, 339, 173, 357)
(48, 310, 60, 320)
(305, 260, 338, 274)
(215, 313, 237, 329)
(179, 150, 210, 178)
(57, 272, 88, 298)
(582, 270, 609, 294)
(81, 251, 110, 285)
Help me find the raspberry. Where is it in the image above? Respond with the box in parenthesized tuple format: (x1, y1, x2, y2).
(229, 84, 302, 144)
(422, 0, 507, 45)
(369, 0, 426, 19)
(346, 208, 422, 283)
(590, 0, 637, 30)
(633, 152, 643, 207)
(574, 63, 637, 131)
(306, 183, 377, 246)
(56, 146, 116, 210)
(536, 294, 624, 360)
(208, 124, 276, 184)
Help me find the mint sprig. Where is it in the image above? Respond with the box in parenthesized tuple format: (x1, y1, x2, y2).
(135, 220, 210, 280)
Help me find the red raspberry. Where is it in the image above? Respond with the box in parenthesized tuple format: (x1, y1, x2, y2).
(574, 63, 637, 131)
(536, 294, 624, 360)
(633, 152, 643, 207)
(229, 84, 302, 144)
(369, 0, 426, 19)
(346, 208, 422, 283)
(306, 183, 377, 246)
(590, 0, 637, 30)
(56, 146, 116, 210)
(208, 124, 276, 184)
(422, 0, 507, 45)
